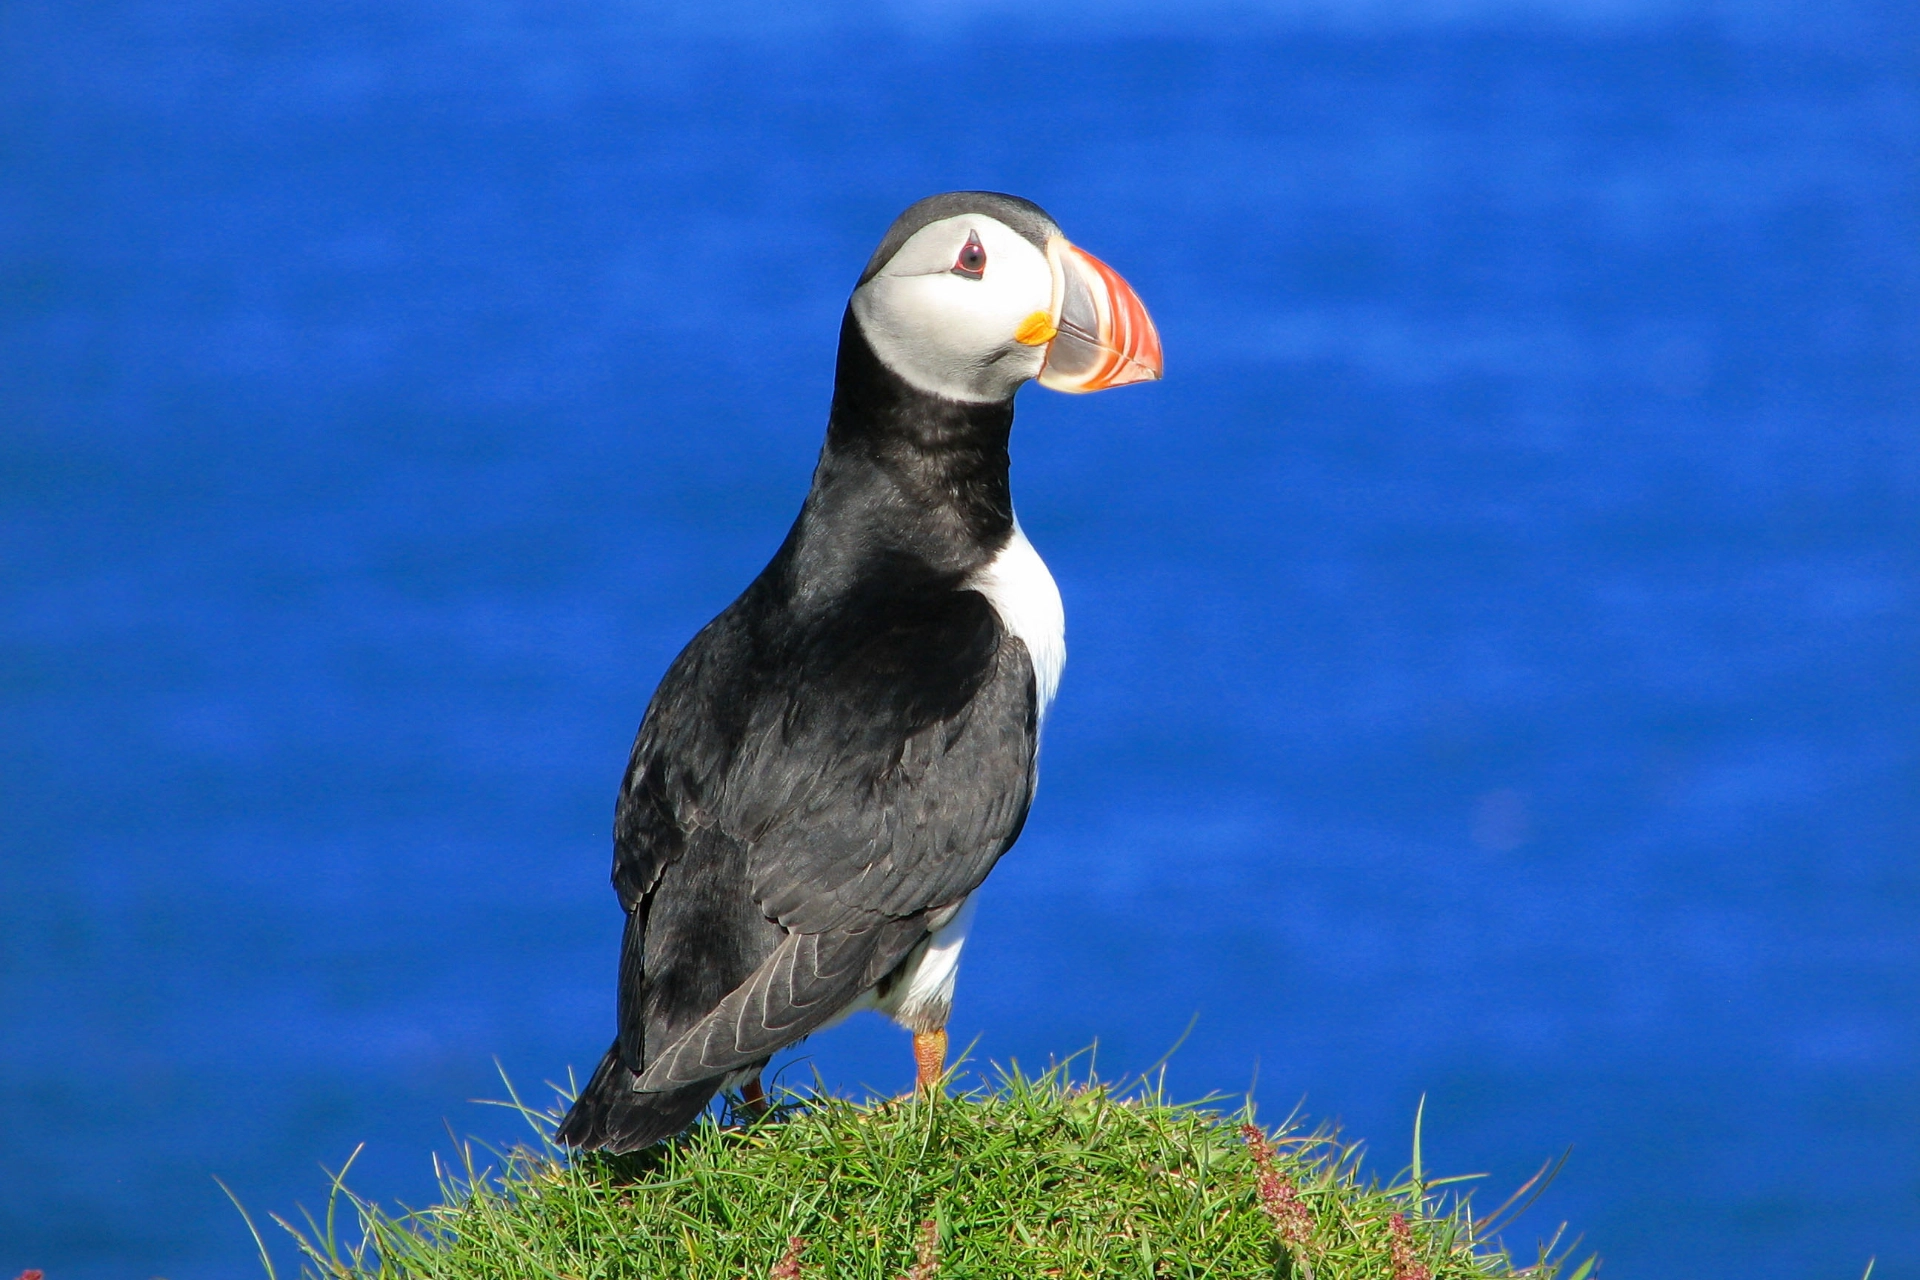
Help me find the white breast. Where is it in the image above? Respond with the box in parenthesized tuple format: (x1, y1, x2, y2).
(967, 518, 1066, 722)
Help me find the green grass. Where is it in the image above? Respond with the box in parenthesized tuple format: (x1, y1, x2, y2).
(258, 1060, 1595, 1280)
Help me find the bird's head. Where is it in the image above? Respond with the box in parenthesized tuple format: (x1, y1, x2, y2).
(850, 191, 1163, 405)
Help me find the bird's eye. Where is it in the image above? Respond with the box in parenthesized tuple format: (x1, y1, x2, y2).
(951, 233, 986, 279)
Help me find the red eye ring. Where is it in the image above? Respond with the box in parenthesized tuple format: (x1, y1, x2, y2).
(951, 232, 986, 279)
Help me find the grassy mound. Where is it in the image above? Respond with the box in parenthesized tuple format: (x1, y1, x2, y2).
(264, 1065, 1593, 1280)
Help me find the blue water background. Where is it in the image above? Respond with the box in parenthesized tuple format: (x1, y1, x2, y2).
(3, 1, 1916, 1274)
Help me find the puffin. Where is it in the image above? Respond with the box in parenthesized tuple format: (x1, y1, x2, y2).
(558, 191, 1162, 1153)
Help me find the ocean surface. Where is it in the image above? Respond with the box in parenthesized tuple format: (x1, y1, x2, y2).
(3, 1, 1915, 1275)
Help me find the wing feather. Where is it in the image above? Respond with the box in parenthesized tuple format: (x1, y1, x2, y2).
(636, 917, 927, 1089)
(729, 589, 1037, 933)
(604, 569, 1040, 1087)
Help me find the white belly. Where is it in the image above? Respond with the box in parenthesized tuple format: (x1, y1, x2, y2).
(829, 893, 980, 1035)
(967, 517, 1065, 722)
(873, 893, 979, 1031)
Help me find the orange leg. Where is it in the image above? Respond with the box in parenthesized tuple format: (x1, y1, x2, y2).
(912, 1029, 948, 1093)
(739, 1074, 769, 1119)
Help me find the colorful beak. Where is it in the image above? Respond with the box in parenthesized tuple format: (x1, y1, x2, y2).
(1036, 237, 1164, 393)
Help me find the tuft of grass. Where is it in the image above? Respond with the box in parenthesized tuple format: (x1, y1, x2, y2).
(274, 1061, 1595, 1280)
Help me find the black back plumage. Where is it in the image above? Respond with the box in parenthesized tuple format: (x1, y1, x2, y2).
(557, 304, 1043, 1152)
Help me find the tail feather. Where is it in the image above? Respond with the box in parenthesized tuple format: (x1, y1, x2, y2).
(557, 1041, 721, 1153)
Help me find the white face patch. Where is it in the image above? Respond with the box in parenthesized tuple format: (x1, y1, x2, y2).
(850, 214, 1055, 404)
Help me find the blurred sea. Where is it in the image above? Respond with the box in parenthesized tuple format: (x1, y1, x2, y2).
(3, 1, 1916, 1275)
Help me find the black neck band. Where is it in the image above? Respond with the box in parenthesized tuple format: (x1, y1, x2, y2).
(822, 307, 1016, 548)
